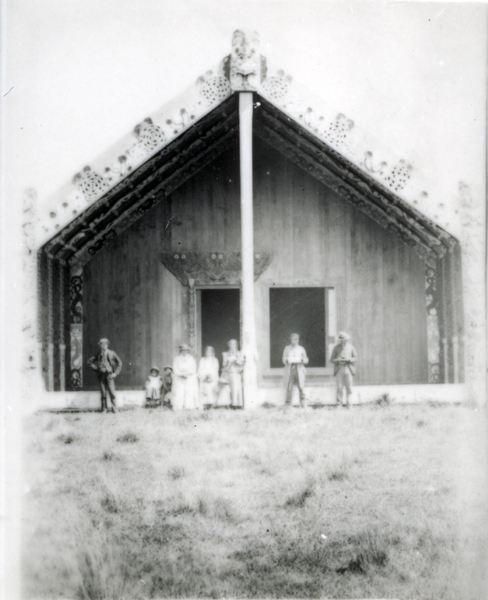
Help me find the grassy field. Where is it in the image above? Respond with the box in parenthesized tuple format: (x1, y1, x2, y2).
(22, 402, 487, 599)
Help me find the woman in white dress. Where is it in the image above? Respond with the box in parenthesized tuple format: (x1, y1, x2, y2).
(172, 344, 199, 411)
(220, 339, 245, 408)
(198, 346, 220, 409)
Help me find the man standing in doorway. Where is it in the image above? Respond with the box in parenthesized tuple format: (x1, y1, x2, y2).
(88, 338, 123, 413)
(282, 333, 309, 407)
(331, 332, 358, 408)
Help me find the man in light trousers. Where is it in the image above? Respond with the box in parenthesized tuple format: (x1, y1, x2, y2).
(330, 332, 357, 408)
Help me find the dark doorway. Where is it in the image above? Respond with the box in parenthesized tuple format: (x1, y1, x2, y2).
(270, 287, 326, 368)
(201, 289, 240, 366)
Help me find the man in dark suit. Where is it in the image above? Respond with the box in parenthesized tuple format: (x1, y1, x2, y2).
(88, 338, 123, 413)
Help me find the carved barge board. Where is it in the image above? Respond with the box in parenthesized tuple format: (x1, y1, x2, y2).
(45, 94, 239, 261)
(73, 131, 238, 267)
(255, 97, 455, 256)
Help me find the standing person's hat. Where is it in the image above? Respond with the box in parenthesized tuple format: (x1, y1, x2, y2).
(163, 365, 173, 371)
(337, 332, 350, 341)
(150, 366, 160, 374)
(179, 344, 190, 351)
(98, 338, 110, 345)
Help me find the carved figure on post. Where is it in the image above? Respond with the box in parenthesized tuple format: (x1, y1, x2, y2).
(230, 30, 261, 90)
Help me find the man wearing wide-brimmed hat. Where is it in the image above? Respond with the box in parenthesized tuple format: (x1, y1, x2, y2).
(88, 338, 123, 413)
(330, 332, 358, 408)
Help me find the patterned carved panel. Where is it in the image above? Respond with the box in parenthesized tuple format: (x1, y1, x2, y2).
(70, 324, 83, 391)
(69, 268, 83, 390)
(161, 251, 272, 286)
(426, 260, 440, 383)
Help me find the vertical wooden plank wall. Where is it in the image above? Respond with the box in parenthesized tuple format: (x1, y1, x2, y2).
(83, 150, 242, 389)
(252, 142, 428, 385)
(83, 142, 428, 388)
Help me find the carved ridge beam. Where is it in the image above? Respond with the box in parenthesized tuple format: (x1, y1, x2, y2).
(255, 124, 437, 261)
(258, 100, 456, 254)
(71, 130, 239, 266)
(44, 94, 239, 256)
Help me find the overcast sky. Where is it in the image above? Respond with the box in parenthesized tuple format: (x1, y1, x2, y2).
(4, 0, 487, 229)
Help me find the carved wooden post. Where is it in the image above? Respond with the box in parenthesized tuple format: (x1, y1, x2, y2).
(188, 278, 196, 354)
(22, 188, 42, 398)
(448, 250, 459, 383)
(440, 257, 449, 383)
(69, 265, 83, 390)
(47, 256, 54, 391)
(59, 263, 66, 391)
(239, 92, 258, 407)
(425, 257, 440, 383)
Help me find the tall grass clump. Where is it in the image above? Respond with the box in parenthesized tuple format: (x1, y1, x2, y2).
(74, 531, 136, 600)
(284, 477, 315, 508)
(336, 528, 390, 574)
(116, 432, 139, 444)
(372, 393, 394, 408)
(327, 455, 351, 481)
(101, 451, 118, 461)
(57, 433, 76, 444)
(168, 465, 185, 480)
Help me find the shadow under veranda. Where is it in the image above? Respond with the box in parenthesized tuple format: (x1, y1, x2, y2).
(21, 403, 488, 599)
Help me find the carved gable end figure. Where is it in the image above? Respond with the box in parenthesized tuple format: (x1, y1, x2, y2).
(230, 30, 261, 90)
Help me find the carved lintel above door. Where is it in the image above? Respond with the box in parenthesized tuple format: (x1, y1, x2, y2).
(161, 251, 271, 286)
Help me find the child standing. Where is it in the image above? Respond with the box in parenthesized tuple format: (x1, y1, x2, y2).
(145, 366, 163, 407)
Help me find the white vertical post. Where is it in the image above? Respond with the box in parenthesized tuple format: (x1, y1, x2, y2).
(239, 92, 258, 407)
(442, 338, 449, 383)
(453, 336, 459, 383)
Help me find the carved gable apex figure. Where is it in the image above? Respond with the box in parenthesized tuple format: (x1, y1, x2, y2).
(230, 30, 262, 91)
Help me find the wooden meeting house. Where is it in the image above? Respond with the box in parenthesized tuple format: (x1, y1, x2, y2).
(33, 31, 465, 409)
